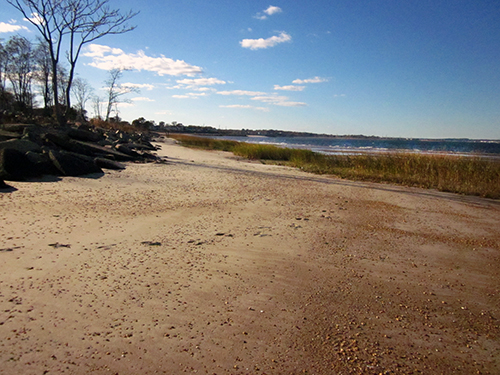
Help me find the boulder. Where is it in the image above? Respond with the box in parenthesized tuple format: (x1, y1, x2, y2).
(67, 128, 102, 143)
(71, 140, 134, 161)
(94, 157, 126, 170)
(0, 129, 22, 142)
(44, 132, 73, 150)
(25, 151, 60, 176)
(1, 124, 35, 133)
(0, 148, 38, 181)
(0, 139, 41, 153)
(48, 149, 103, 176)
(115, 144, 140, 158)
(127, 142, 157, 151)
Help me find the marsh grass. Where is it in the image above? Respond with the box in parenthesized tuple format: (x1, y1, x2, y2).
(169, 134, 500, 199)
(169, 134, 239, 151)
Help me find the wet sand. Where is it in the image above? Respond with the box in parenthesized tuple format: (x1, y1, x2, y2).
(1, 138, 499, 374)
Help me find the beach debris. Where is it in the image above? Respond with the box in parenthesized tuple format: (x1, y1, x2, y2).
(141, 241, 162, 246)
(0, 247, 22, 252)
(48, 242, 71, 248)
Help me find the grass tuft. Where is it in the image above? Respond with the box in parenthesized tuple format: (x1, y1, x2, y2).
(169, 134, 500, 199)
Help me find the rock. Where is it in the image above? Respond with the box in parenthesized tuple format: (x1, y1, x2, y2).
(0, 138, 42, 153)
(25, 151, 60, 176)
(0, 148, 38, 181)
(44, 132, 73, 150)
(67, 128, 102, 143)
(94, 157, 126, 170)
(115, 143, 139, 157)
(140, 152, 158, 161)
(127, 142, 156, 151)
(71, 140, 135, 161)
(48, 149, 103, 176)
(1, 123, 35, 133)
(0, 129, 22, 142)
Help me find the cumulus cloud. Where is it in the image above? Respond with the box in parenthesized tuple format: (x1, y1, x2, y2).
(217, 90, 267, 96)
(254, 5, 282, 20)
(0, 21, 29, 33)
(274, 85, 305, 91)
(265, 6, 282, 15)
(176, 78, 226, 87)
(131, 97, 155, 102)
(220, 104, 270, 112)
(240, 32, 291, 50)
(172, 92, 207, 99)
(122, 83, 155, 91)
(251, 95, 307, 107)
(292, 76, 328, 84)
(83, 44, 203, 76)
(24, 13, 44, 25)
(116, 102, 134, 108)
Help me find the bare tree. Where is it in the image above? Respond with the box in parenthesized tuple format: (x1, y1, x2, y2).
(91, 94, 103, 120)
(72, 76, 93, 121)
(7, 0, 138, 125)
(0, 40, 8, 93)
(5, 35, 35, 110)
(33, 39, 53, 111)
(103, 68, 137, 121)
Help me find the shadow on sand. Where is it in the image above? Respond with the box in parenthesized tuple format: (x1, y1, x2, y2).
(0, 172, 105, 193)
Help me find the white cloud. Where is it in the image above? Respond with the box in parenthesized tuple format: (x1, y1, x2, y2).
(240, 32, 291, 50)
(131, 97, 155, 102)
(254, 5, 282, 20)
(220, 104, 270, 112)
(217, 90, 267, 96)
(0, 21, 29, 33)
(292, 76, 328, 84)
(172, 92, 207, 99)
(83, 44, 203, 76)
(122, 83, 155, 91)
(24, 13, 44, 25)
(193, 87, 216, 92)
(116, 102, 134, 108)
(274, 85, 305, 91)
(264, 6, 282, 15)
(176, 78, 226, 86)
(251, 95, 307, 107)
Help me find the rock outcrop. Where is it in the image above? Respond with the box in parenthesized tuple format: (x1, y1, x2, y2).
(0, 123, 162, 181)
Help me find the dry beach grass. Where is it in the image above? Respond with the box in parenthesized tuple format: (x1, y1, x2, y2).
(1, 137, 499, 374)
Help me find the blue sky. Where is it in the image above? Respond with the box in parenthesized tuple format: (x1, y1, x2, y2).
(1, 0, 499, 139)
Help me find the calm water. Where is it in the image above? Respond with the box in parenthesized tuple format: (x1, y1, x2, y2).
(212, 136, 500, 158)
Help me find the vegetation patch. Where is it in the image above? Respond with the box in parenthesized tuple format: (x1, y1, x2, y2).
(170, 134, 500, 199)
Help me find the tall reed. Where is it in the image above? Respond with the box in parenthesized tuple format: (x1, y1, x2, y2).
(169, 134, 500, 199)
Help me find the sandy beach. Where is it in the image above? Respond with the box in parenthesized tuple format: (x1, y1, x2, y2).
(1, 137, 499, 374)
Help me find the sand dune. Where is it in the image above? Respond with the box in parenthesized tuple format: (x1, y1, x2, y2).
(1, 138, 499, 374)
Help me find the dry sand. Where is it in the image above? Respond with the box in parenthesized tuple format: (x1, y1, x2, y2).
(1, 137, 499, 375)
